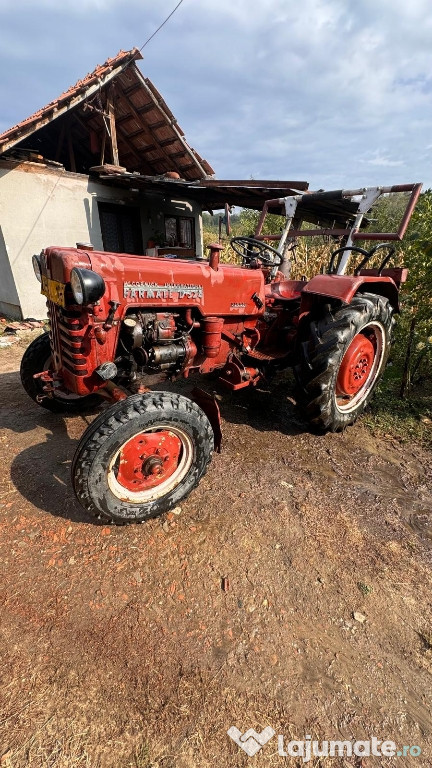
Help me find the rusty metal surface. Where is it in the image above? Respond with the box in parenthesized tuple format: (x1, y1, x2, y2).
(255, 193, 368, 233)
(254, 183, 422, 239)
(96, 173, 310, 211)
(351, 183, 422, 242)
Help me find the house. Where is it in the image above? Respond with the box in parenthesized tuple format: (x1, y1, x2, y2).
(0, 48, 308, 319)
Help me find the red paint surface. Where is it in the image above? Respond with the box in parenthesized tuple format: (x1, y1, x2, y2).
(40, 247, 402, 399)
(337, 334, 375, 396)
(116, 431, 182, 493)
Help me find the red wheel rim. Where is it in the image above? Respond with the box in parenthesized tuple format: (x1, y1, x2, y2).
(115, 430, 183, 493)
(337, 333, 375, 397)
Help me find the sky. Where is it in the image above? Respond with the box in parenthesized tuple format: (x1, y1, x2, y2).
(0, 0, 431, 190)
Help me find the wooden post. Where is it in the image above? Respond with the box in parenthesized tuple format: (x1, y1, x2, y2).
(107, 85, 119, 166)
(100, 129, 106, 166)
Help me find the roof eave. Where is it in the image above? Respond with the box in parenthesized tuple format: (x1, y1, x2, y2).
(0, 53, 141, 156)
(132, 67, 214, 179)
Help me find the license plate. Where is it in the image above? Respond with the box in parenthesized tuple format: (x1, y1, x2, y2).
(41, 276, 66, 307)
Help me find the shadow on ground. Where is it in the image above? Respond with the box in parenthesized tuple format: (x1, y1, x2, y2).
(1, 367, 307, 525)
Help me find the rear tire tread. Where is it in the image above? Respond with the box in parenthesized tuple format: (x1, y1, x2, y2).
(296, 292, 394, 431)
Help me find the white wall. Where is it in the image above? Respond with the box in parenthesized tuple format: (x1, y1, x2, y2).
(0, 224, 20, 316)
(0, 160, 203, 319)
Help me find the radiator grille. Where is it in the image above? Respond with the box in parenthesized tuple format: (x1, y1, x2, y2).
(48, 302, 88, 377)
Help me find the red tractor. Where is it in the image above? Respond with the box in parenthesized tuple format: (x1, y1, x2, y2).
(21, 183, 421, 524)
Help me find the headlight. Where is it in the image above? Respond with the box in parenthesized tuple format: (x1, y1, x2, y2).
(32, 254, 42, 283)
(70, 268, 105, 305)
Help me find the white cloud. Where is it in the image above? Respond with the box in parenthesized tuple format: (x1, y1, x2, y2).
(362, 152, 405, 168)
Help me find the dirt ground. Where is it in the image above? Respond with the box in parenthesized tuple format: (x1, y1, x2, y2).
(0, 333, 431, 768)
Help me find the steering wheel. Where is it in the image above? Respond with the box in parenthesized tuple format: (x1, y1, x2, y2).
(230, 236, 283, 266)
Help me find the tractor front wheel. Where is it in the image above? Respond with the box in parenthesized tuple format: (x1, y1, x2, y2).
(297, 292, 394, 431)
(72, 392, 214, 524)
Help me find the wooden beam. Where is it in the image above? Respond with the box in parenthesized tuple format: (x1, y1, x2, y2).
(200, 179, 309, 190)
(66, 114, 103, 167)
(55, 123, 65, 162)
(100, 129, 106, 165)
(177, 163, 195, 173)
(169, 151, 188, 160)
(159, 137, 178, 148)
(121, 127, 155, 142)
(107, 84, 119, 166)
(148, 119, 166, 131)
(122, 82, 144, 98)
(116, 123, 151, 166)
(72, 110, 108, 166)
(136, 70, 210, 177)
(67, 129, 76, 172)
(115, 91, 180, 171)
(115, 102, 154, 126)
(90, 164, 127, 173)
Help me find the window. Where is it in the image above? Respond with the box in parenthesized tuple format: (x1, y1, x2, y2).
(98, 203, 143, 254)
(164, 215, 195, 248)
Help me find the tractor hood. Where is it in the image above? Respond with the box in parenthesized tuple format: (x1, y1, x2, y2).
(42, 247, 266, 317)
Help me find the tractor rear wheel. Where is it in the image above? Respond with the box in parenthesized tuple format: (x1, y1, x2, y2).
(72, 392, 214, 524)
(20, 332, 99, 413)
(297, 292, 394, 431)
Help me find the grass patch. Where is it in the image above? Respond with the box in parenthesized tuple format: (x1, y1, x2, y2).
(363, 364, 432, 449)
(357, 582, 373, 597)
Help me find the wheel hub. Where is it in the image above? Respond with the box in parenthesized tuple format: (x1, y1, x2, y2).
(142, 456, 164, 476)
(116, 431, 182, 492)
(336, 333, 375, 396)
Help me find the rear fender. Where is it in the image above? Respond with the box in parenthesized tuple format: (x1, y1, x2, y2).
(300, 274, 400, 314)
